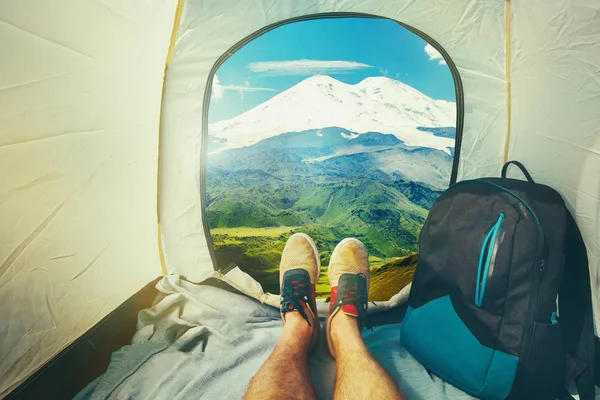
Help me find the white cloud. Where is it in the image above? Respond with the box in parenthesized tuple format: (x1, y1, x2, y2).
(248, 59, 372, 76)
(221, 85, 277, 92)
(212, 75, 224, 101)
(211, 75, 276, 101)
(424, 43, 447, 65)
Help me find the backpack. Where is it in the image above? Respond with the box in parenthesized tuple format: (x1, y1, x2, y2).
(401, 161, 596, 400)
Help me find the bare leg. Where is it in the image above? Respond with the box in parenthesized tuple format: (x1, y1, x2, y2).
(330, 313, 406, 400)
(244, 309, 316, 400)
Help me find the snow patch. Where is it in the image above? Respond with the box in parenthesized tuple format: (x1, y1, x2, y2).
(341, 131, 359, 140)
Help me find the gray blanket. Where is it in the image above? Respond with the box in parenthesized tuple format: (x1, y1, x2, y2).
(75, 275, 474, 400)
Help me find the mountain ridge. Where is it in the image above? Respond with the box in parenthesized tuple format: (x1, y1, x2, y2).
(209, 75, 456, 153)
(208, 128, 453, 189)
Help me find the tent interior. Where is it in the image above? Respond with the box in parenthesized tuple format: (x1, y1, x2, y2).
(1, 0, 599, 398)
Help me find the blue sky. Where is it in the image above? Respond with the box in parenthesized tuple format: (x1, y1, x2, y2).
(209, 17, 455, 123)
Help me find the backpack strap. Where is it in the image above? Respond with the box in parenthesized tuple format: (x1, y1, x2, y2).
(501, 160, 535, 183)
(559, 212, 596, 400)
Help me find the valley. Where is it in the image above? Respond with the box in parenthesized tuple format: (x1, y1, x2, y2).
(205, 128, 447, 298)
(205, 75, 455, 300)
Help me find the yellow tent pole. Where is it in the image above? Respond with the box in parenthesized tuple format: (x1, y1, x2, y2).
(157, 0, 185, 275)
(166, 0, 185, 68)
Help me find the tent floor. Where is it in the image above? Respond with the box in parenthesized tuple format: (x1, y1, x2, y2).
(7, 275, 596, 399)
(5, 275, 407, 400)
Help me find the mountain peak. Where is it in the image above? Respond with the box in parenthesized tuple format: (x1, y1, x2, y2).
(288, 75, 350, 94)
(301, 74, 342, 84)
(209, 75, 456, 154)
(358, 76, 403, 85)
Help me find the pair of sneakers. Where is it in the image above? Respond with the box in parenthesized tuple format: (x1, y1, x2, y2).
(279, 233, 370, 354)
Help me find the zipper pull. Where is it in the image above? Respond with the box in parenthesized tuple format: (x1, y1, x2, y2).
(538, 259, 546, 277)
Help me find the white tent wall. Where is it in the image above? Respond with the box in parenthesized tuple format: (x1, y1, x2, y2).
(159, 0, 508, 282)
(1, 0, 598, 396)
(0, 0, 177, 395)
(509, 0, 600, 333)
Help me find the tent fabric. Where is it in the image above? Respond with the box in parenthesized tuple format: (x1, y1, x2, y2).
(74, 274, 475, 400)
(159, 0, 600, 332)
(0, 0, 178, 395)
(6, 278, 161, 400)
(1, 0, 599, 395)
(158, 0, 508, 284)
(509, 0, 600, 332)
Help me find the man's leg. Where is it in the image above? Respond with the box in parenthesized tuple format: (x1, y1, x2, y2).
(244, 309, 316, 400)
(330, 312, 405, 400)
(326, 238, 405, 400)
(245, 233, 321, 400)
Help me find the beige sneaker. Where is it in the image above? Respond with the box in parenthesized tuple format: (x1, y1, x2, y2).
(325, 238, 371, 354)
(279, 233, 320, 352)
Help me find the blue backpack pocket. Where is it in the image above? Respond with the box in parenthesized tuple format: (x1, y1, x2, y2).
(401, 296, 519, 400)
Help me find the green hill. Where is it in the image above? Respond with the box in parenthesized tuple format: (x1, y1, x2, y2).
(207, 173, 431, 299)
(369, 253, 418, 301)
(205, 128, 445, 300)
(207, 176, 429, 257)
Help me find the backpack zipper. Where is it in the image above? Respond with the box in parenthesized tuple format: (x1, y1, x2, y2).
(452, 179, 544, 258)
(475, 212, 505, 307)
(474, 179, 545, 271)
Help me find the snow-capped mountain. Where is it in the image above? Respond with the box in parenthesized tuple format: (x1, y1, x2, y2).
(208, 75, 456, 153)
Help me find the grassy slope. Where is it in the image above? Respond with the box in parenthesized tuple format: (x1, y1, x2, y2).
(369, 253, 418, 301)
(211, 227, 418, 300)
(207, 163, 433, 300)
(207, 178, 428, 258)
(211, 226, 298, 237)
(205, 130, 444, 300)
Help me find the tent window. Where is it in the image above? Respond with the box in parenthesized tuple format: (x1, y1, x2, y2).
(202, 15, 464, 300)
